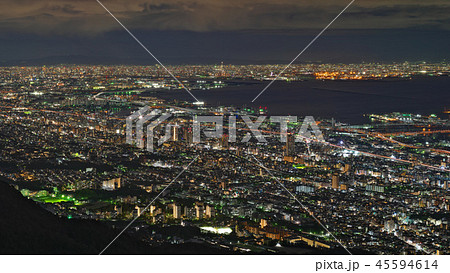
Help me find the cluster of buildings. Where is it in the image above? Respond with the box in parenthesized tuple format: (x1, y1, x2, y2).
(0, 64, 449, 254)
(1, 62, 449, 96)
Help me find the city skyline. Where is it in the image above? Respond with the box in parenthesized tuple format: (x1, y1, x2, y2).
(0, 60, 449, 255)
(1, 0, 450, 266)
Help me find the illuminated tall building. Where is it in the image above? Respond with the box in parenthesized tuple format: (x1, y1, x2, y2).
(182, 126, 192, 145)
(284, 134, 295, 156)
(172, 125, 179, 142)
(205, 205, 215, 218)
(195, 205, 204, 219)
(173, 204, 182, 219)
(260, 219, 268, 229)
(150, 205, 156, 216)
(135, 205, 144, 216)
(332, 174, 339, 189)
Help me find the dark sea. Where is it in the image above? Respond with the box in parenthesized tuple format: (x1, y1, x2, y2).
(153, 76, 450, 124)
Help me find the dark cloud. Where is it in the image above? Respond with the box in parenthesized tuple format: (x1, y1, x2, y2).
(47, 4, 83, 15)
(139, 3, 180, 13)
(0, 1, 448, 64)
(347, 4, 450, 28)
(0, 0, 448, 34)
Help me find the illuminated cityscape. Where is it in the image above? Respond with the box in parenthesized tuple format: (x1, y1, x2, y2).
(0, 2, 449, 271)
(0, 63, 449, 255)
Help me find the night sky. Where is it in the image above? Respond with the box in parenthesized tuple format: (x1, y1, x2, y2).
(0, 0, 449, 64)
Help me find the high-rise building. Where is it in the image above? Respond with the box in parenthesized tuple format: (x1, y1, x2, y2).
(220, 134, 229, 149)
(172, 125, 179, 142)
(182, 126, 192, 145)
(173, 204, 182, 219)
(135, 205, 145, 216)
(284, 134, 295, 156)
(195, 205, 204, 219)
(150, 205, 156, 216)
(260, 219, 268, 229)
(332, 174, 339, 189)
(205, 205, 215, 218)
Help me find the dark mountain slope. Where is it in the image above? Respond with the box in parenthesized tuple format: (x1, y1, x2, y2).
(0, 179, 149, 254)
(0, 179, 234, 254)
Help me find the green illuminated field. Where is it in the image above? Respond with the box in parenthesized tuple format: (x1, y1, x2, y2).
(32, 195, 82, 205)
